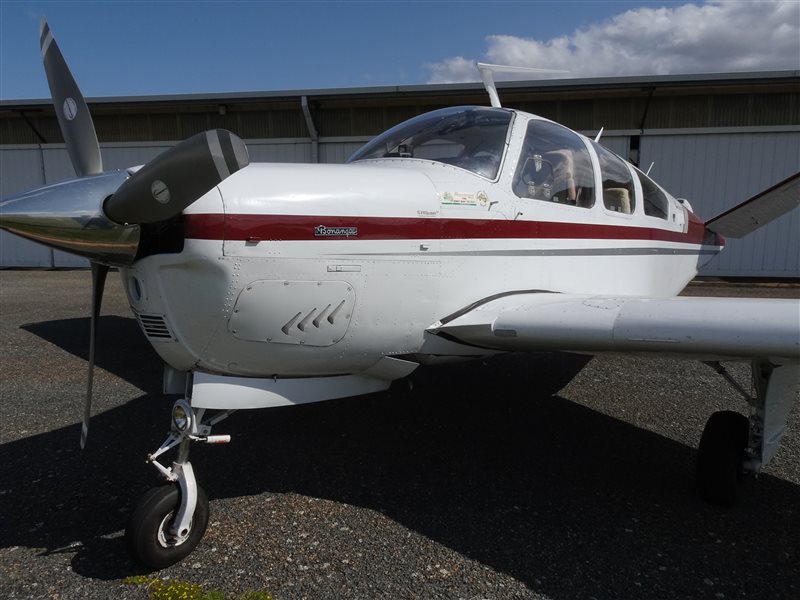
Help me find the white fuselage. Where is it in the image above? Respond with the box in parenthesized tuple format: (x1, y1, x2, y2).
(121, 112, 722, 380)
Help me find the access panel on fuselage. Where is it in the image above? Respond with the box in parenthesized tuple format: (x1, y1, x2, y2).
(228, 280, 355, 347)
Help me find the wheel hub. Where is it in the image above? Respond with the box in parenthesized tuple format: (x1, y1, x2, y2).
(157, 511, 191, 548)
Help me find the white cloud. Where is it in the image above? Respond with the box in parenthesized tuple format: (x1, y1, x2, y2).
(425, 1, 800, 83)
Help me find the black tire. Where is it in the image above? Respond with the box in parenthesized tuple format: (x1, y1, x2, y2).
(126, 484, 209, 570)
(696, 410, 749, 506)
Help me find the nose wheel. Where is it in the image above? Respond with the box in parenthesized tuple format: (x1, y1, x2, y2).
(126, 397, 233, 569)
(127, 484, 210, 569)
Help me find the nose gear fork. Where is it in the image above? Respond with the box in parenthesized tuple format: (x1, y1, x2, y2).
(145, 401, 235, 542)
(163, 439, 197, 543)
(127, 397, 235, 568)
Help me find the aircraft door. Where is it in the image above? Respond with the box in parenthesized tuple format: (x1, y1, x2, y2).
(512, 120, 597, 215)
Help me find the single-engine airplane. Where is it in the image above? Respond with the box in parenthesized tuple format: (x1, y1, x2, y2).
(1, 21, 799, 570)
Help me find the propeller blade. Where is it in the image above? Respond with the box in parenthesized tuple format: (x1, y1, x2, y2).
(80, 262, 109, 449)
(39, 18, 103, 177)
(103, 129, 249, 224)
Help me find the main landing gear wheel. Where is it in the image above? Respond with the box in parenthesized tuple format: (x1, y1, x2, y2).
(126, 484, 209, 570)
(696, 410, 749, 506)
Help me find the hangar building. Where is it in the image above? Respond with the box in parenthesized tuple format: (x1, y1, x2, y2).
(1, 71, 798, 277)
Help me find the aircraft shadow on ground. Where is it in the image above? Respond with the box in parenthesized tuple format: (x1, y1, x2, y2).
(3, 316, 799, 598)
(21, 316, 163, 395)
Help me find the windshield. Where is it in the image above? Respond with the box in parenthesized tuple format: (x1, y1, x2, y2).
(348, 106, 513, 180)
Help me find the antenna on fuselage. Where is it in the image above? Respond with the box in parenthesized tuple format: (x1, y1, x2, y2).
(646, 161, 655, 176)
(594, 127, 604, 143)
(477, 63, 569, 108)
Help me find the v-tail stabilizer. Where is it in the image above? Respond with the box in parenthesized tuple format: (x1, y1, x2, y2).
(706, 172, 800, 239)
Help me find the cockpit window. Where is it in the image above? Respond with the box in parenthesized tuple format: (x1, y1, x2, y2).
(634, 167, 670, 219)
(347, 106, 513, 180)
(513, 119, 595, 208)
(592, 141, 636, 215)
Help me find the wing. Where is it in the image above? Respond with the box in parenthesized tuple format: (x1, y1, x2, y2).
(429, 292, 800, 361)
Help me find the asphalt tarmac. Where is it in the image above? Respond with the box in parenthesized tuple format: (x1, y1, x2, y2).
(1, 270, 798, 600)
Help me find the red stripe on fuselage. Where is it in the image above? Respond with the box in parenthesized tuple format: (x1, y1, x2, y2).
(184, 213, 225, 240)
(183, 213, 715, 246)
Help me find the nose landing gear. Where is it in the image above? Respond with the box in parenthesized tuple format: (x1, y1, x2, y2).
(126, 399, 234, 569)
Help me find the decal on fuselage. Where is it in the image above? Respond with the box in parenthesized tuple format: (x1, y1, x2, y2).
(441, 192, 478, 207)
(314, 225, 358, 237)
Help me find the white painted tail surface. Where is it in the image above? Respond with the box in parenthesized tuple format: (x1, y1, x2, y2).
(706, 172, 800, 238)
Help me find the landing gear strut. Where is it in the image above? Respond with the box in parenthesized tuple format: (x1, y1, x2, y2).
(126, 398, 234, 569)
(697, 360, 798, 505)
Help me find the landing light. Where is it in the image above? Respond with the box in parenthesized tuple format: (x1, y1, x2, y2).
(172, 400, 192, 432)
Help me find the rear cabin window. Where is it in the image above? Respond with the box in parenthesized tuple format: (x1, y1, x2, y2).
(634, 168, 670, 219)
(512, 120, 595, 208)
(592, 142, 636, 215)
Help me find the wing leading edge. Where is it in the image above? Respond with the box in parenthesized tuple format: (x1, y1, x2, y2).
(430, 293, 800, 361)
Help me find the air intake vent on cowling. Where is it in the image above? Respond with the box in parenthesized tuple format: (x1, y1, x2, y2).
(228, 280, 355, 346)
(136, 313, 176, 342)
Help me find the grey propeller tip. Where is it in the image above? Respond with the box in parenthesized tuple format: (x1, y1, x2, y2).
(39, 19, 54, 59)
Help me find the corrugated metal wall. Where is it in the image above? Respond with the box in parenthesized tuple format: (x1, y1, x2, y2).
(597, 136, 629, 158)
(641, 131, 800, 276)
(2, 131, 798, 276)
(320, 142, 365, 164)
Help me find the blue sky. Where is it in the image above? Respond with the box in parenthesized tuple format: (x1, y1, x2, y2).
(1, 1, 798, 100)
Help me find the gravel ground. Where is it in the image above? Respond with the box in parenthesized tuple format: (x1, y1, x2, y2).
(1, 270, 798, 600)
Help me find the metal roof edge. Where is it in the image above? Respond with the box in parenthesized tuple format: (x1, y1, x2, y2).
(2, 70, 798, 108)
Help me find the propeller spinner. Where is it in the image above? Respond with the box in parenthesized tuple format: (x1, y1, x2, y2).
(0, 19, 249, 448)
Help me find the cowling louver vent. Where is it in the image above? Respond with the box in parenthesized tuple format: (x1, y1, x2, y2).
(136, 313, 176, 342)
(228, 280, 355, 346)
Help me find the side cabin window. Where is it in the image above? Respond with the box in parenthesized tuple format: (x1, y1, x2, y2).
(634, 168, 670, 219)
(513, 120, 595, 208)
(592, 142, 636, 215)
